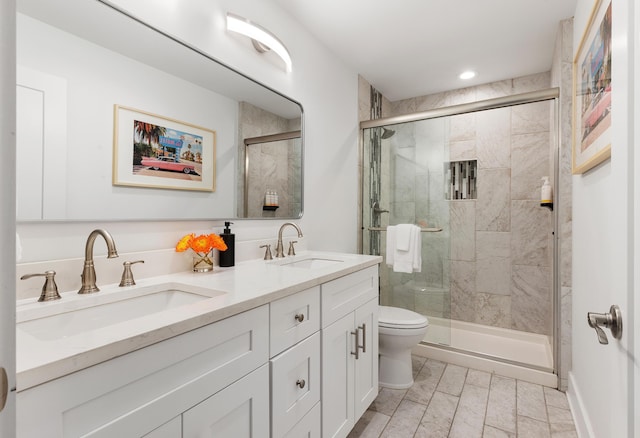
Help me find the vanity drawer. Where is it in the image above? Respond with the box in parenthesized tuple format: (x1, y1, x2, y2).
(270, 286, 320, 357)
(321, 265, 379, 327)
(270, 332, 321, 438)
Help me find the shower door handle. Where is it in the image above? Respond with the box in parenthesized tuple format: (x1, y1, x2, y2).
(372, 202, 389, 215)
(587, 305, 622, 345)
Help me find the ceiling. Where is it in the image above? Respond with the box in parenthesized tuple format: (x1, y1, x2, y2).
(274, 0, 577, 102)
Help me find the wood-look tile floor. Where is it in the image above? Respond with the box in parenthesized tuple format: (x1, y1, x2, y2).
(348, 356, 577, 438)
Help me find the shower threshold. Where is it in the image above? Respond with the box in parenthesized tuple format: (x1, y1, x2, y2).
(413, 316, 557, 387)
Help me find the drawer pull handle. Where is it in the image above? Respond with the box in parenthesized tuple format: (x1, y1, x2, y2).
(295, 313, 305, 323)
(350, 330, 360, 360)
(296, 379, 306, 389)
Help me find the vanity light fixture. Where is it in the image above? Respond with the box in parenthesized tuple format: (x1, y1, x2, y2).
(226, 12, 292, 73)
(459, 70, 476, 80)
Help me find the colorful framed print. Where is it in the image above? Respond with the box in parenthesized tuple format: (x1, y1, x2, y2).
(113, 105, 216, 191)
(572, 0, 612, 174)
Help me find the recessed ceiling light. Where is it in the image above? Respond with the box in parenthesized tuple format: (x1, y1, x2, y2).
(459, 70, 476, 80)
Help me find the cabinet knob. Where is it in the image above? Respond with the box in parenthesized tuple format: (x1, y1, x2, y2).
(294, 313, 305, 323)
(296, 379, 306, 389)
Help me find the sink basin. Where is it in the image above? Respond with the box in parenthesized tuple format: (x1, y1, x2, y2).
(18, 287, 217, 341)
(281, 257, 343, 269)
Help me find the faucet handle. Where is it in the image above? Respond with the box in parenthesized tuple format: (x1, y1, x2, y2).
(119, 260, 144, 287)
(260, 244, 273, 260)
(288, 241, 298, 256)
(20, 270, 61, 302)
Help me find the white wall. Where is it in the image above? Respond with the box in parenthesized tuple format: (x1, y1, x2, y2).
(16, 0, 359, 270)
(570, 0, 634, 436)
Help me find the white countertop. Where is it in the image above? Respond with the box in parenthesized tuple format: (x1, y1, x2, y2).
(16, 251, 382, 391)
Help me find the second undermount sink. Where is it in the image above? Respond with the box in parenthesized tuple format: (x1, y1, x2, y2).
(280, 257, 343, 269)
(18, 285, 223, 341)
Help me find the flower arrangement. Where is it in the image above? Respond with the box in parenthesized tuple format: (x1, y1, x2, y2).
(176, 233, 227, 272)
(176, 233, 227, 254)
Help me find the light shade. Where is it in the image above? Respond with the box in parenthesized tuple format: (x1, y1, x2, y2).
(226, 13, 292, 72)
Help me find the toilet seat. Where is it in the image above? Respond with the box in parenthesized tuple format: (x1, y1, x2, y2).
(378, 305, 428, 329)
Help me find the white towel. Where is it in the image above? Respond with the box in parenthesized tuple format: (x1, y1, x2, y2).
(395, 224, 413, 251)
(385, 225, 422, 273)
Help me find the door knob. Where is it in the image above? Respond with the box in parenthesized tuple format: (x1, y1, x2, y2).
(587, 305, 622, 345)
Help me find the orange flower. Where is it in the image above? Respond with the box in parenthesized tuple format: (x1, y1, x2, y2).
(175, 233, 194, 252)
(176, 232, 227, 254)
(191, 234, 213, 253)
(209, 233, 228, 252)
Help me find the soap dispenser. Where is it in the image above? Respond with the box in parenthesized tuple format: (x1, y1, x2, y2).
(219, 221, 235, 267)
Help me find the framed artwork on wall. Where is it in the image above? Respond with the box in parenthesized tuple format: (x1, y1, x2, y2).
(572, 0, 612, 174)
(112, 105, 216, 191)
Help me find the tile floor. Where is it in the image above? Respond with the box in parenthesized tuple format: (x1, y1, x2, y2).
(348, 356, 577, 438)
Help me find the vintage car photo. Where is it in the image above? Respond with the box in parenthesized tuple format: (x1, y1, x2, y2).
(140, 156, 196, 174)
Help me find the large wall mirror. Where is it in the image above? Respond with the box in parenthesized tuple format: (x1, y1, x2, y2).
(16, 0, 303, 222)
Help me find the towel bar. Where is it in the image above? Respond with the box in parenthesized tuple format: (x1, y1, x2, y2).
(367, 227, 443, 232)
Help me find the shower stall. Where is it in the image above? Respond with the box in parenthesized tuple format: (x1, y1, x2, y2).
(360, 89, 560, 386)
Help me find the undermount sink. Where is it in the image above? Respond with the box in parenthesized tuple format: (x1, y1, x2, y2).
(280, 257, 343, 269)
(18, 286, 222, 341)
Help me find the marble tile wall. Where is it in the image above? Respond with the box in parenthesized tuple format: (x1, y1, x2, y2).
(389, 72, 554, 336)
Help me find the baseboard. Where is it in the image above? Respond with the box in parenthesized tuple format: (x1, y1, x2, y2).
(567, 371, 594, 438)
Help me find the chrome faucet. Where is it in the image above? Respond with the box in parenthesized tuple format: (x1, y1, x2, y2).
(275, 222, 303, 258)
(79, 229, 119, 294)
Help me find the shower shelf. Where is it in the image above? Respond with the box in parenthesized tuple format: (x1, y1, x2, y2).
(367, 227, 443, 233)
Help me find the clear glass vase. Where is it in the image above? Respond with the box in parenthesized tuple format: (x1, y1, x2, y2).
(192, 251, 214, 272)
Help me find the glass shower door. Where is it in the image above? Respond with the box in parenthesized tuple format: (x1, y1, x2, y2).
(362, 119, 451, 346)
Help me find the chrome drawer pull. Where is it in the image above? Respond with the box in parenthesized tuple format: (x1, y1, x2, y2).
(359, 323, 366, 353)
(350, 330, 360, 360)
(296, 379, 306, 389)
(295, 313, 305, 323)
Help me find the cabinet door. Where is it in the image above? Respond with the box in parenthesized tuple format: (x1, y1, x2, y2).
(321, 313, 355, 438)
(353, 298, 378, 419)
(183, 364, 270, 438)
(271, 332, 320, 437)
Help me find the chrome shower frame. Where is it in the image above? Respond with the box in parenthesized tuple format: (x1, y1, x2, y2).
(358, 88, 562, 379)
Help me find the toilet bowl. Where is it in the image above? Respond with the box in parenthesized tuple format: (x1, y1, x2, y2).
(378, 305, 429, 389)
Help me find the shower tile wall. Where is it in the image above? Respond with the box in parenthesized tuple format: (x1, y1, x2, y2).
(448, 100, 553, 335)
(237, 102, 301, 218)
(389, 72, 554, 336)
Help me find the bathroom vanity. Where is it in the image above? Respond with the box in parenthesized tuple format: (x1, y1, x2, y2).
(16, 252, 381, 438)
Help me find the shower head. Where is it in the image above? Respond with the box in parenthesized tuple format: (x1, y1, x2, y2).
(381, 127, 395, 139)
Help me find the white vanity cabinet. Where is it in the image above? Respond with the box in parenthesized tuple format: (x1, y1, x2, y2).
(16, 260, 381, 438)
(17, 306, 270, 438)
(321, 266, 379, 438)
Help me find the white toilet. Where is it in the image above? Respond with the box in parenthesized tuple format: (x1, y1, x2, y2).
(378, 305, 429, 389)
